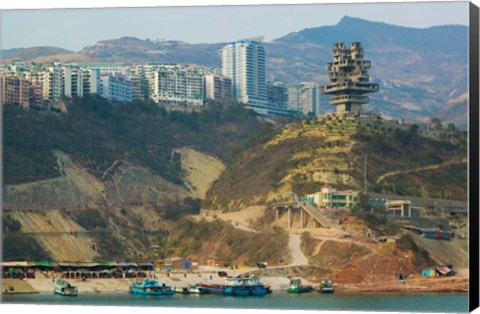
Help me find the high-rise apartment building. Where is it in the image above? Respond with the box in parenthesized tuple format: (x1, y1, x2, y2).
(221, 39, 267, 105)
(283, 82, 321, 115)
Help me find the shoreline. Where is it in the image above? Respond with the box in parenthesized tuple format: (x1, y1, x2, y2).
(1, 275, 469, 295)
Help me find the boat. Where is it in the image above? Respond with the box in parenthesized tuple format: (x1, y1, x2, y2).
(174, 284, 203, 294)
(187, 284, 203, 294)
(129, 279, 174, 295)
(223, 276, 250, 296)
(286, 279, 312, 294)
(244, 275, 269, 296)
(53, 279, 78, 296)
(319, 279, 334, 293)
(198, 284, 225, 295)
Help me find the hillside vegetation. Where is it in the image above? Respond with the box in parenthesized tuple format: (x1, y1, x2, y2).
(3, 97, 266, 186)
(206, 115, 467, 212)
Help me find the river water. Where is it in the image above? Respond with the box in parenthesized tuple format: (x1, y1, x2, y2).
(1, 292, 468, 312)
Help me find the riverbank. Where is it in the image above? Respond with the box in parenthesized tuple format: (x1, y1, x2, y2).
(1, 268, 468, 295)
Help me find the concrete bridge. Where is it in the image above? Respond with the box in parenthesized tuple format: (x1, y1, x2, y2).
(272, 201, 332, 228)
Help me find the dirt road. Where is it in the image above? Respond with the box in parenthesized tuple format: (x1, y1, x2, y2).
(287, 234, 308, 266)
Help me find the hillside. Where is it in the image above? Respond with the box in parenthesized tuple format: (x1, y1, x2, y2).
(206, 114, 467, 212)
(3, 97, 266, 187)
(2, 98, 279, 261)
(1, 17, 469, 127)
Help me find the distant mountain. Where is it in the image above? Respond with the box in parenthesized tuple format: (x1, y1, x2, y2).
(0, 17, 469, 127)
(1, 46, 73, 60)
(80, 36, 225, 65)
(266, 16, 468, 127)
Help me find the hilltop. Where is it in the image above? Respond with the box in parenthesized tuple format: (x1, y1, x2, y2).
(1, 16, 469, 127)
(206, 114, 467, 212)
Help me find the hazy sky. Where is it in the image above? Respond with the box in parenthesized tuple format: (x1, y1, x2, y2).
(0, 1, 470, 51)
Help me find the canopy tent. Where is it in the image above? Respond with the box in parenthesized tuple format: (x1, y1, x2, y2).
(1, 261, 29, 267)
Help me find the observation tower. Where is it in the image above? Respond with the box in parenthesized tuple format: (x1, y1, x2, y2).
(320, 42, 379, 113)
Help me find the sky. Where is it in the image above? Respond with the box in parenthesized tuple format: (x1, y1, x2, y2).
(0, 0, 472, 51)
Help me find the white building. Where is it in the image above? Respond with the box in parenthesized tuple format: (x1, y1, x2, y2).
(153, 64, 204, 106)
(99, 73, 132, 102)
(284, 82, 321, 115)
(385, 200, 419, 218)
(221, 39, 267, 105)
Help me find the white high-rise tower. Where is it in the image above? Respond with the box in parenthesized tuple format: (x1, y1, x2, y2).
(221, 39, 267, 105)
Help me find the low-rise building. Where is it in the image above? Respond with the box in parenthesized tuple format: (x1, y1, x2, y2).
(306, 183, 358, 209)
(385, 200, 419, 218)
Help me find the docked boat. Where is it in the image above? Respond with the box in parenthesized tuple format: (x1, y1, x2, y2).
(286, 279, 312, 294)
(223, 276, 250, 296)
(174, 284, 203, 294)
(319, 279, 334, 294)
(198, 284, 225, 295)
(244, 275, 269, 296)
(53, 279, 78, 296)
(130, 280, 174, 295)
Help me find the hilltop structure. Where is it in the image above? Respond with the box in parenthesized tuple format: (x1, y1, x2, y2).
(320, 42, 379, 113)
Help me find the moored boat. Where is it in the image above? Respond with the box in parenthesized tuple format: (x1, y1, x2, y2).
(244, 275, 269, 296)
(319, 279, 334, 294)
(198, 284, 225, 295)
(174, 284, 203, 294)
(53, 279, 78, 296)
(223, 276, 250, 296)
(286, 279, 312, 294)
(130, 279, 174, 295)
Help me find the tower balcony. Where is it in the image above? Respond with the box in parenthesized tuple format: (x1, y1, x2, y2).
(329, 94, 369, 105)
(320, 82, 379, 94)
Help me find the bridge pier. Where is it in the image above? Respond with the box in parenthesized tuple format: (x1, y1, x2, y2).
(300, 209, 304, 229)
(288, 207, 292, 228)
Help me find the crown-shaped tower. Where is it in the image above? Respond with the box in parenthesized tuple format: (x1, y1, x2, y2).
(320, 42, 379, 113)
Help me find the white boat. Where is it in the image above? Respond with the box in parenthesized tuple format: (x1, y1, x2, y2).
(54, 279, 78, 296)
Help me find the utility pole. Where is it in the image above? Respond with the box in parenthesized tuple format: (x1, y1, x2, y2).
(364, 154, 368, 193)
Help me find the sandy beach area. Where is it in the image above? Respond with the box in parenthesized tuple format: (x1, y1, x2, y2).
(2, 266, 468, 295)
(1, 267, 296, 294)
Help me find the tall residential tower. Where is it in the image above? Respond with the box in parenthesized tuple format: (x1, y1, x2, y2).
(221, 39, 267, 105)
(320, 42, 379, 113)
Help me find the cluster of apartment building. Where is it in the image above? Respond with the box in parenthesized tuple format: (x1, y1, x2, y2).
(1, 39, 321, 116)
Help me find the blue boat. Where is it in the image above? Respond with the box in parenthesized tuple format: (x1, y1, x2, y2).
(223, 276, 250, 296)
(243, 275, 269, 296)
(129, 280, 174, 295)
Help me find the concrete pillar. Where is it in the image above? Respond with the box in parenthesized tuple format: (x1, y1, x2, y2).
(300, 209, 304, 229)
(276, 208, 279, 221)
(288, 207, 291, 228)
